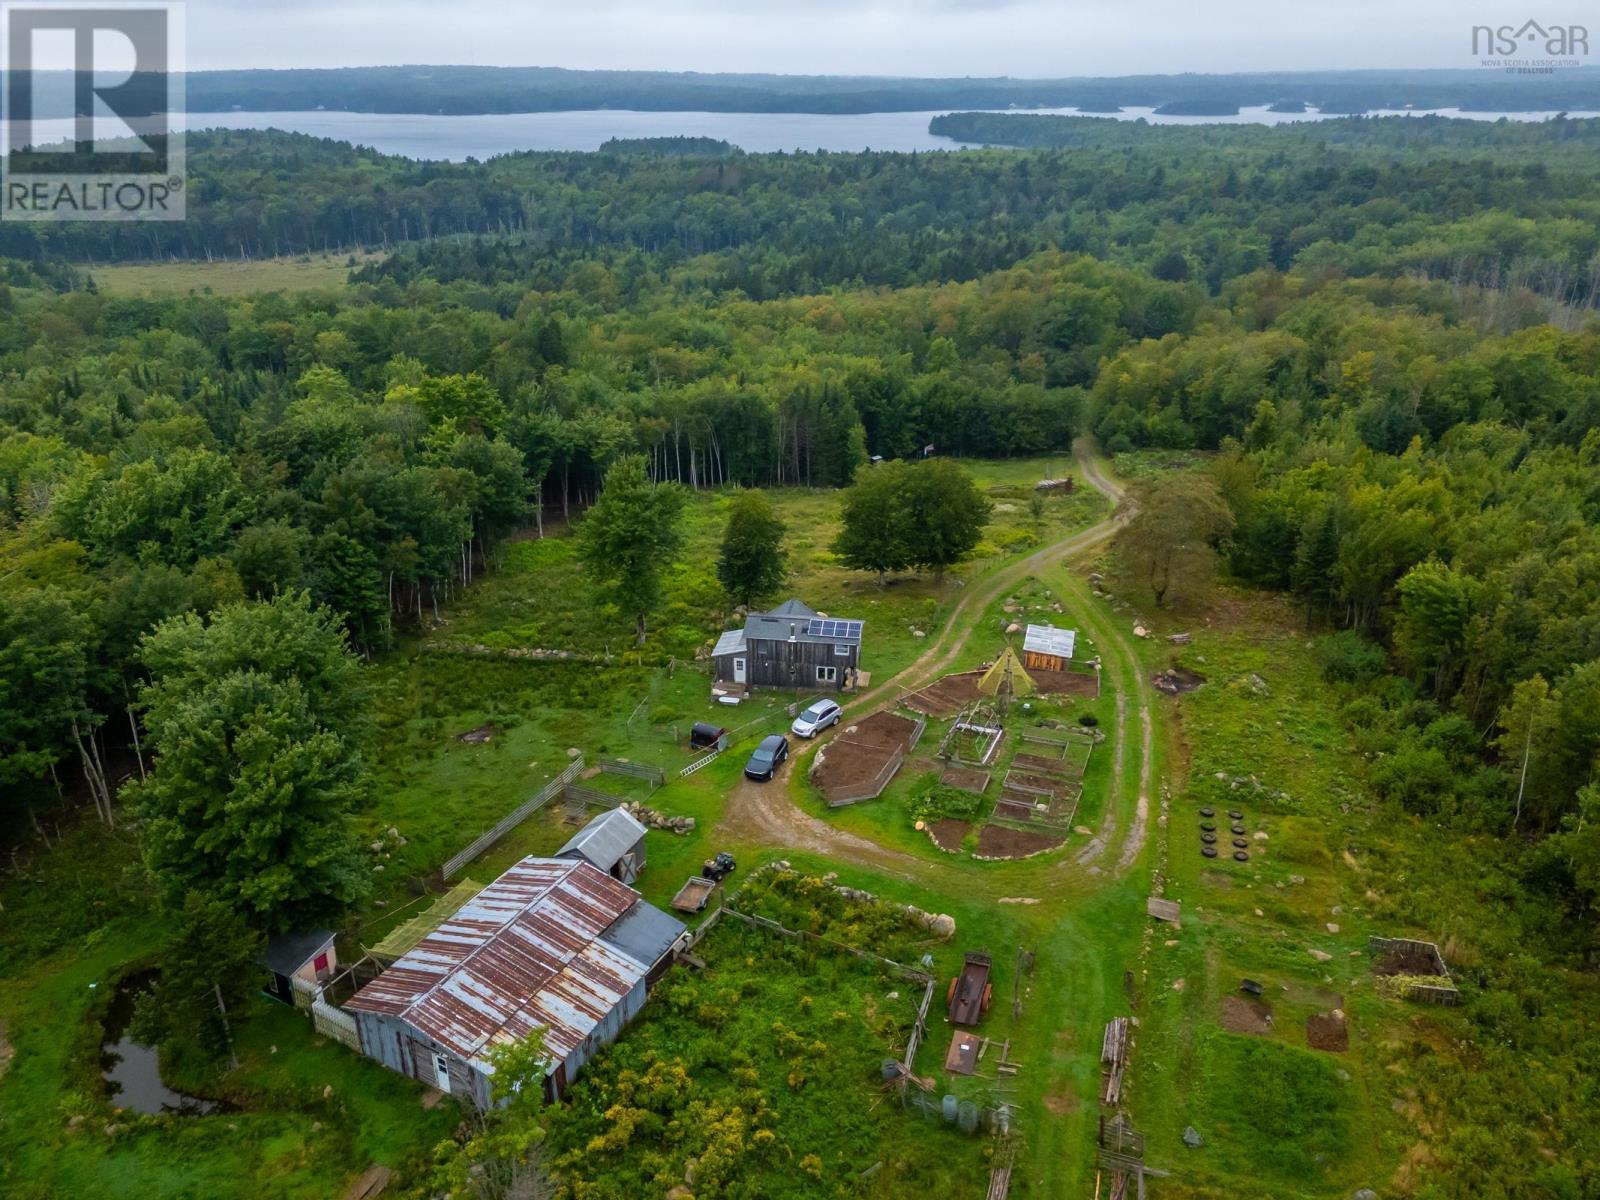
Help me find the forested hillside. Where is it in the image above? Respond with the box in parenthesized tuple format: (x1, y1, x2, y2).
(3, 116, 1600, 1198)
(6, 119, 1600, 317)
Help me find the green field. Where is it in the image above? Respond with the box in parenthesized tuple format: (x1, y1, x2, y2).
(87, 254, 373, 296)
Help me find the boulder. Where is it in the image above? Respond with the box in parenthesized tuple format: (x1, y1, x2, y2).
(1182, 1126, 1204, 1148)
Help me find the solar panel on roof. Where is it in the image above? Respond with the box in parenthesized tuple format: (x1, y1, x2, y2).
(808, 618, 862, 641)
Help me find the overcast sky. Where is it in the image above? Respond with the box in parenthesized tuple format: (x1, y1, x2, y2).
(181, 1, 1593, 75)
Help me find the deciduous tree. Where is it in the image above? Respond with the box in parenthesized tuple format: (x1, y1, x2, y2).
(717, 489, 787, 608)
(578, 455, 685, 646)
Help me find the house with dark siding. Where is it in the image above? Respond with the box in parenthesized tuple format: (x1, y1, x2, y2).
(345, 856, 684, 1105)
(712, 598, 864, 693)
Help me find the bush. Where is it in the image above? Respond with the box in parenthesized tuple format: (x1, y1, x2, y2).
(1316, 630, 1387, 683)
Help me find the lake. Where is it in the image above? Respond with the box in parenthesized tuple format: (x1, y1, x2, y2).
(136, 106, 1600, 161)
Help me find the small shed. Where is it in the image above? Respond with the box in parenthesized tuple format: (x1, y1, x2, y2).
(1023, 624, 1077, 672)
(558, 807, 649, 885)
(262, 929, 337, 1006)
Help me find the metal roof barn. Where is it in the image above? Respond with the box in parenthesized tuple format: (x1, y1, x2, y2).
(346, 858, 682, 1079)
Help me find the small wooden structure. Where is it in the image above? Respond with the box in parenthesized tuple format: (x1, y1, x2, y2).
(558, 807, 649, 885)
(948, 952, 993, 1026)
(1022, 623, 1077, 672)
(1370, 935, 1461, 1005)
(262, 929, 336, 1007)
(1146, 897, 1181, 927)
(945, 1030, 982, 1075)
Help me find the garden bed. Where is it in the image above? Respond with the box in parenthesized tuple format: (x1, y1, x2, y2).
(974, 824, 1066, 859)
(902, 671, 983, 717)
(926, 819, 971, 852)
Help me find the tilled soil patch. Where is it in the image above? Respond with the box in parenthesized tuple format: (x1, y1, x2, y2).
(926, 819, 971, 852)
(902, 671, 983, 716)
(1029, 667, 1099, 697)
(1375, 947, 1445, 977)
(975, 824, 1066, 859)
(845, 710, 920, 751)
(1219, 995, 1273, 1035)
(1306, 1011, 1349, 1052)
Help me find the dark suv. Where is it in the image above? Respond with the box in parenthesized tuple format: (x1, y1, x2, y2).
(743, 734, 790, 781)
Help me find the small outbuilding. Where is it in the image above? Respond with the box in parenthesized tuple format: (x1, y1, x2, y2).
(558, 807, 649, 885)
(262, 929, 337, 1006)
(1023, 623, 1077, 672)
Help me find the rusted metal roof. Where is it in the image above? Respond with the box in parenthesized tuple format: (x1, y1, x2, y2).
(347, 857, 671, 1070)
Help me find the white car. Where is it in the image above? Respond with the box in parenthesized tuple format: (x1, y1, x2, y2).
(791, 698, 843, 738)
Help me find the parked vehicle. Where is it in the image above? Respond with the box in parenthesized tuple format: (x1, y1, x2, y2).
(790, 698, 843, 738)
(743, 734, 790, 781)
(701, 852, 737, 882)
(689, 722, 728, 750)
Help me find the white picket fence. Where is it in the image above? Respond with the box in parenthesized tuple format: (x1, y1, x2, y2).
(312, 998, 360, 1051)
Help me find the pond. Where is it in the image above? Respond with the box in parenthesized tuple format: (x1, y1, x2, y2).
(99, 972, 225, 1116)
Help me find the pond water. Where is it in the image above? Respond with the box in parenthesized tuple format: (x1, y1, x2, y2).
(99, 972, 223, 1116)
(25, 106, 1600, 161)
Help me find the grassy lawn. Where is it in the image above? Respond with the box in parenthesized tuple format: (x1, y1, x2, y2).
(1124, 590, 1417, 1198)
(87, 254, 374, 296)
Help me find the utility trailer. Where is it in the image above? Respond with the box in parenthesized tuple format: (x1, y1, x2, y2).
(671, 876, 717, 913)
(947, 951, 994, 1026)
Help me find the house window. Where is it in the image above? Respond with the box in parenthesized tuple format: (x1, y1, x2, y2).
(313, 952, 329, 976)
(834, 643, 851, 656)
(817, 666, 838, 683)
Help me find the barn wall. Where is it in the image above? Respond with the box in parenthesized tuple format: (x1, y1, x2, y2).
(1024, 650, 1066, 672)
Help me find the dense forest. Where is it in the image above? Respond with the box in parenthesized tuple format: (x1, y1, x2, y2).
(168, 64, 1600, 115)
(4, 115, 1600, 1197)
(10, 118, 1600, 315)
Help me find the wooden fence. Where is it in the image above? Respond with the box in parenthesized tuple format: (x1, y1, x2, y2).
(563, 783, 622, 812)
(312, 998, 360, 1052)
(824, 744, 906, 808)
(1369, 935, 1461, 1005)
(442, 756, 585, 880)
(598, 758, 664, 788)
(907, 713, 928, 750)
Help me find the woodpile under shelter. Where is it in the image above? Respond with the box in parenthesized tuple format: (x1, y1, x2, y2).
(345, 857, 685, 1105)
(558, 807, 649, 886)
(1022, 624, 1077, 672)
(712, 598, 865, 694)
